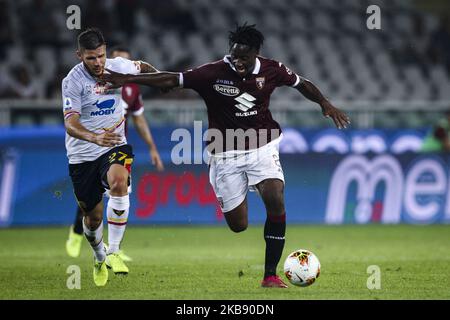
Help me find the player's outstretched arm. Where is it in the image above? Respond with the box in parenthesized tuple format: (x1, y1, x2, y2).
(132, 113, 164, 171)
(99, 69, 180, 90)
(295, 79, 351, 129)
(65, 114, 122, 147)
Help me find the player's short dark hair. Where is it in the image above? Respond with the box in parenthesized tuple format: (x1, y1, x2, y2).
(77, 28, 106, 50)
(109, 45, 131, 55)
(228, 23, 264, 51)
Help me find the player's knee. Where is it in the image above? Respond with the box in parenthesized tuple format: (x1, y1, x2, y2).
(85, 215, 102, 230)
(230, 222, 247, 233)
(109, 175, 128, 194)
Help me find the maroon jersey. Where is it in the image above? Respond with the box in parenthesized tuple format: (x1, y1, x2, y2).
(182, 56, 301, 151)
(121, 83, 144, 134)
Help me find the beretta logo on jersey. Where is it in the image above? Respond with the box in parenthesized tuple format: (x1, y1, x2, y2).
(90, 99, 116, 116)
(213, 84, 240, 97)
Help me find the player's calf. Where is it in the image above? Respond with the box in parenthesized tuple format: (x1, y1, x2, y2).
(257, 179, 285, 216)
(263, 212, 286, 277)
(83, 215, 106, 263)
(104, 163, 131, 276)
(257, 180, 287, 279)
(105, 194, 130, 274)
(106, 194, 129, 254)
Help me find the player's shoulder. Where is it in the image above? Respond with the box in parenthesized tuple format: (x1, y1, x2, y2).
(259, 56, 296, 76)
(122, 83, 140, 94)
(186, 59, 225, 72)
(64, 62, 82, 79)
(259, 56, 286, 69)
(62, 63, 84, 88)
(123, 82, 140, 90)
(105, 57, 125, 71)
(106, 57, 140, 74)
(106, 56, 128, 65)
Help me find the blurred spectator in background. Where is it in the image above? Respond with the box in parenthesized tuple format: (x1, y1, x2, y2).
(0, 71, 9, 98)
(82, 1, 116, 42)
(421, 109, 450, 152)
(145, 0, 198, 34)
(0, 0, 13, 59)
(428, 15, 450, 73)
(115, 0, 139, 37)
(0, 0, 449, 104)
(20, 0, 60, 48)
(395, 14, 429, 73)
(46, 64, 71, 99)
(1, 64, 40, 99)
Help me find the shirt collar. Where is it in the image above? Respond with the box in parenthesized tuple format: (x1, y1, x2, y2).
(81, 62, 96, 81)
(223, 55, 261, 75)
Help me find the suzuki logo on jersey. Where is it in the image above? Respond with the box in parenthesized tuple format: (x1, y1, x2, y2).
(90, 99, 116, 116)
(234, 93, 258, 117)
(213, 84, 240, 97)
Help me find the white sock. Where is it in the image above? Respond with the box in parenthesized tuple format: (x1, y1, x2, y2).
(107, 195, 130, 254)
(83, 219, 106, 262)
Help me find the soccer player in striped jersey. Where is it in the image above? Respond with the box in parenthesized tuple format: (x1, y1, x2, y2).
(62, 28, 160, 286)
(65, 46, 164, 263)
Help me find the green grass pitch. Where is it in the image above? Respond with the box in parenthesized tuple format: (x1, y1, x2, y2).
(0, 224, 449, 299)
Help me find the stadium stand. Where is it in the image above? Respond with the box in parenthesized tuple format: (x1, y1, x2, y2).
(0, 0, 449, 128)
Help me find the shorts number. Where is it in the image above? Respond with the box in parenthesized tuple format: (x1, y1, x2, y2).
(109, 151, 128, 163)
(273, 154, 281, 168)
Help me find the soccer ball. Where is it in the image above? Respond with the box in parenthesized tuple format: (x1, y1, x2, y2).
(283, 249, 321, 287)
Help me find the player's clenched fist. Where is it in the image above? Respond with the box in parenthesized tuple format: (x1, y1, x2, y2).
(94, 131, 122, 147)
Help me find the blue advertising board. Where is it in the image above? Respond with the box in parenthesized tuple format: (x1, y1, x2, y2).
(1, 126, 448, 226)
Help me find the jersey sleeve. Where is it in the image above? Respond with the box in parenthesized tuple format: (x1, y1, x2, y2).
(123, 85, 144, 116)
(180, 64, 212, 92)
(130, 93, 144, 115)
(274, 62, 303, 88)
(61, 76, 82, 120)
(113, 57, 141, 75)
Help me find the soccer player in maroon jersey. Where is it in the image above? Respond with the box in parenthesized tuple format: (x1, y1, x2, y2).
(100, 24, 350, 288)
(65, 47, 164, 260)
